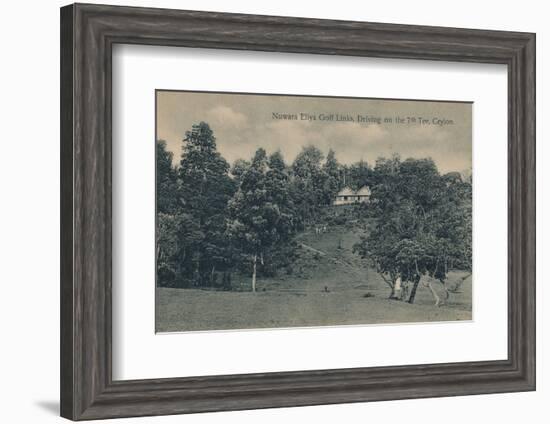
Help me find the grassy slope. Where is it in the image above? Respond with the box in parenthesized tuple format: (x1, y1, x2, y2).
(156, 226, 472, 332)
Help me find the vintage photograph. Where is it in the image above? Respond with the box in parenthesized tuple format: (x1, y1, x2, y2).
(155, 90, 472, 332)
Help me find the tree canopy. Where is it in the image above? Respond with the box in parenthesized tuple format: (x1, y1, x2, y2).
(156, 122, 471, 305)
(353, 156, 472, 304)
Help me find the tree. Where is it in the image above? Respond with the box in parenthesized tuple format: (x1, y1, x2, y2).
(291, 145, 327, 224)
(348, 159, 371, 190)
(156, 212, 179, 286)
(321, 149, 342, 205)
(156, 140, 182, 287)
(157, 212, 203, 287)
(266, 151, 292, 210)
(156, 140, 178, 214)
(177, 122, 236, 286)
(353, 157, 472, 305)
(230, 158, 251, 185)
(227, 148, 293, 292)
(264, 151, 298, 273)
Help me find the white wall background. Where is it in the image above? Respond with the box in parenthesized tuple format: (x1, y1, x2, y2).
(0, 0, 545, 423)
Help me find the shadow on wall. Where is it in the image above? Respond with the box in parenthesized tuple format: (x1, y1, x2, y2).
(35, 401, 59, 415)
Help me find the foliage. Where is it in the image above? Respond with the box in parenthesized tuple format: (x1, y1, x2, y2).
(353, 156, 472, 303)
(156, 212, 202, 287)
(226, 148, 295, 290)
(155, 123, 237, 287)
(156, 122, 471, 304)
(230, 158, 251, 185)
(290, 145, 328, 224)
(156, 140, 178, 214)
(347, 159, 372, 190)
(321, 149, 342, 205)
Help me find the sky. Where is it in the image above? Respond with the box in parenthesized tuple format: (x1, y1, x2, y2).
(156, 90, 472, 174)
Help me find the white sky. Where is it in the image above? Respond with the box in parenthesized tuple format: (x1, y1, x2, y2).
(157, 90, 471, 174)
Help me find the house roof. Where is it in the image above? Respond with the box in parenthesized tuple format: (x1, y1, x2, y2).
(356, 186, 371, 196)
(337, 187, 355, 196)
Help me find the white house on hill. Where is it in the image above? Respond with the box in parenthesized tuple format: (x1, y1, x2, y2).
(333, 186, 371, 205)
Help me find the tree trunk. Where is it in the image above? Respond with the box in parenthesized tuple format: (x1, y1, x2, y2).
(424, 280, 441, 306)
(438, 279, 450, 305)
(378, 271, 397, 299)
(394, 277, 402, 299)
(210, 265, 215, 286)
(252, 253, 257, 293)
(156, 242, 161, 263)
(400, 282, 410, 301)
(408, 275, 421, 304)
(449, 273, 472, 293)
(194, 259, 200, 287)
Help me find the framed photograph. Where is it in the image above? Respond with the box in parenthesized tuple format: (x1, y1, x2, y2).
(60, 3, 536, 420)
(154, 90, 474, 332)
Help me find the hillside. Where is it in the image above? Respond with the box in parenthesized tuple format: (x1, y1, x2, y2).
(156, 225, 472, 332)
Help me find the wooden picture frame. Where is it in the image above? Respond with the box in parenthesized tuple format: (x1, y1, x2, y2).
(60, 3, 536, 420)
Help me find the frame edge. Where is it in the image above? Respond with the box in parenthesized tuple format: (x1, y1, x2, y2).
(60, 3, 75, 420)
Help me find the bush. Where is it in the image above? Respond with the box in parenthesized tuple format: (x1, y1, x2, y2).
(259, 241, 299, 277)
(156, 264, 176, 287)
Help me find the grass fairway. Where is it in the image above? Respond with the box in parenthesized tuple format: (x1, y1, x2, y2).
(156, 227, 472, 332)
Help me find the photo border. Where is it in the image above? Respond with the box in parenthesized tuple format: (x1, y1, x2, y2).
(153, 88, 474, 333)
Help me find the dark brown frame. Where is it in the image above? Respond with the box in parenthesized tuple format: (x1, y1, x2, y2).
(60, 3, 536, 421)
